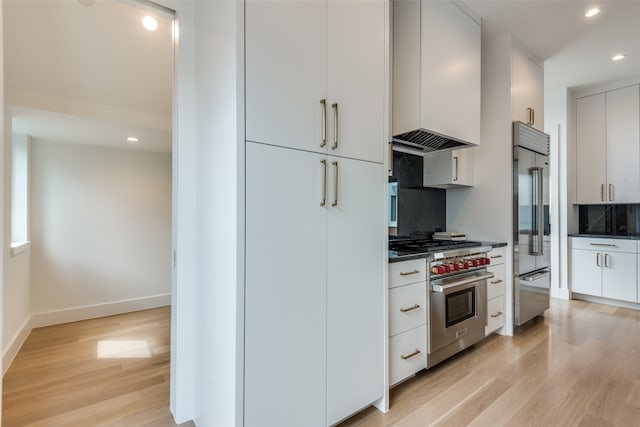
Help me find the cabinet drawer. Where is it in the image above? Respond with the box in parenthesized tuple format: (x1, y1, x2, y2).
(571, 237, 637, 253)
(389, 259, 427, 288)
(485, 295, 505, 335)
(389, 282, 427, 337)
(486, 263, 506, 300)
(389, 325, 427, 386)
(487, 246, 506, 265)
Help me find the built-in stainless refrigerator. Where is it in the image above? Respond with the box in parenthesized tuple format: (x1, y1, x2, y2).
(513, 121, 551, 326)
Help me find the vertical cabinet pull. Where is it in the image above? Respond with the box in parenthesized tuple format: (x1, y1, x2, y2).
(527, 107, 535, 126)
(331, 103, 339, 150)
(453, 156, 459, 182)
(601, 184, 605, 202)
(609, 184, 614, 202)
(604, 253, 610, 268)
(388, 141, 393, 175)
(596, 252, 601, 267)
(320, 99, 327, 148)
(320, 159, 327, 207)
(332, 161, 339, 207)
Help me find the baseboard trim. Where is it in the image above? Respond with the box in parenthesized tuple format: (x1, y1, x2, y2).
(3, 294, 171, 375)
(3, 316, 33, 375)
(30, 294, 172, 329)
(551, 288, 570, 300)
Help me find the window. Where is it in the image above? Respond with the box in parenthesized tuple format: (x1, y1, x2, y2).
(11, 133, 30, 255)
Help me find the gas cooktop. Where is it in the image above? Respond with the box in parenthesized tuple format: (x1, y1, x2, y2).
(388, 236, 482, 257)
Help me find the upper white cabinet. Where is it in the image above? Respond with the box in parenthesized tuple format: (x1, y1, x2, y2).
(393, 0, 481, 146)
(511, 46, 544, 132)
(423, 148, 474, 188)
(246, 0, 385, 163)
(576, 85, 640, 204)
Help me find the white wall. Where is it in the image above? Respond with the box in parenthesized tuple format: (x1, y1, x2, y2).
(0, 0, 5, 413)
(192, 1, 244, 426)
(29, 141, 171, 316)
(2, 128, 31, 371)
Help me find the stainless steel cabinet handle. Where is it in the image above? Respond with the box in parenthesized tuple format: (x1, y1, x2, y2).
(596, 252, 601, 267)
(604, 253, 610, 268)
(400, 349, 421, 360)
(590, 243, 617, 247)
(609, 184, 614, 202)
(490, 311, 503, 318)
(453, 156, 459, 182)
(527, 107, 534, 126)
(400, 269, 420, 276)
(331, 103, 339, 150)
(400, 304, 420, 313)
(320, 159, 327, 207)
(388, 141, 393, 175)
(331, 161, 338, 207)
(320, 99, 327, 148)
(490, 279, 503, 284)
(601, 184, 605, 202)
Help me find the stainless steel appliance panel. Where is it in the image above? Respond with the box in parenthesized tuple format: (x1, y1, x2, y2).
(514, 268, 550, 326)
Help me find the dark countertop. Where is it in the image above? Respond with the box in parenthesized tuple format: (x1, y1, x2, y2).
(389, 241, 508, 263)
(569, 233, 640, 240)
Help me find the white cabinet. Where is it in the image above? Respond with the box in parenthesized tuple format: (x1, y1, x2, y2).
(388, 259, 427, 386)
(246, 0, 385, 163)
(245, 142, 385, 427)
(511, 46, 544, 132)
(423, 148, 474, 188)
(393, 0, 481, 146)
(570, 238, 637, 303)
(576, 85, 640, 204)
(485, 247, 506, 335)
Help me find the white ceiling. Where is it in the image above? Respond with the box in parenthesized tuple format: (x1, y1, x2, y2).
(4, 0, 173, 153)
(464, 0, 640, 91)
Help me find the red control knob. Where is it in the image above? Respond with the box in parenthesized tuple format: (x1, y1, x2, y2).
(444, 264, 451, 273)
(453, 263, 460, 271)
(463, 261, 469, 269)
(485, 257, 491, 265)
(472, 259, 479, 267)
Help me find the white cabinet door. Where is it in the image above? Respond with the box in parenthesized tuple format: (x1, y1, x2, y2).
(602, 251, 637, 302)
(423, 148, 474, 188)
(576, 94, 607, 204)
(606, 85, 640, 203)
(326, 157, 384, 425)
(245, 142, 327, 427)
(327, 0, 385, 163)
(571, 249, 602, 296)
(420, 0, 480, 146)
(511, 46, 544, 132)
(246, 0, 327, 153)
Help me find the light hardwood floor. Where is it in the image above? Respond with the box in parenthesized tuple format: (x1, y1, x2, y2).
(339, 299, 640, 427)
(2, 307, 194, 427)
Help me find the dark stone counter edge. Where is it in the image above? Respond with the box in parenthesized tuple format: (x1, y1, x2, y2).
(569, 233, 640, 240)
(388, 241, 508, 263)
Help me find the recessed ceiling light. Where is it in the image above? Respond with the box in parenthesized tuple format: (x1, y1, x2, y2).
(612, 54, 626, 61)
(585, 8, 600, 18)
(126, 137, 140, 143)
(142, 16, 158, 32)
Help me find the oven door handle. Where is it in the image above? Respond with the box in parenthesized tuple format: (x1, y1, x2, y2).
(431, 272, 494, 293)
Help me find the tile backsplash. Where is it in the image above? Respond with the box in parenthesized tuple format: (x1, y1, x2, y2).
(392, 151, 446, 236)
(578, 204, 640, 235)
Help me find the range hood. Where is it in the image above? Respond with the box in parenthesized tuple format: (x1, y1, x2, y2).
(392, 0, 481, 154)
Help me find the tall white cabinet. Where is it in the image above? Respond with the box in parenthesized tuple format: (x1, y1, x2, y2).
(576, 85, 640, 204)
(245, 1, 387, 426)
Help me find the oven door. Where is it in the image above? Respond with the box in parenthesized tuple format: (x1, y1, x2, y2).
(430, 272, 491, 353)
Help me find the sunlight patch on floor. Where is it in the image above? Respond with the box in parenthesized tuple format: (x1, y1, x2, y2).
(97, 340, 151, 358)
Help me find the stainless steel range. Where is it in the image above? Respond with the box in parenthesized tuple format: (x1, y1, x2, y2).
(426, 246, 493, 367)
(389, 238, 494, 367)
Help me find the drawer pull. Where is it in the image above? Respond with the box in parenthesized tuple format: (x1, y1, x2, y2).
(490, 279, 503, 284)
(400, 349, 421, 360)
(400, 269, 420, 276)
(400, 304, 421, 313)
(590, 243, 617, 247)
(490, 311, 503, 318)
(490, 255, 503, 259)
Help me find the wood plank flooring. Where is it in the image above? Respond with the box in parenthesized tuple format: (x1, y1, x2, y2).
(2, 307, 194, 427)
(339, 299, 640, 427)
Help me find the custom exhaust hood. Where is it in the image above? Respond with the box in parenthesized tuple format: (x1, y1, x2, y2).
(392, 0, 481, 153)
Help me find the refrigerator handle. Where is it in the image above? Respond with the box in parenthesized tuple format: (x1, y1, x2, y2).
(529, 166, 543, 256)
(537, 165, 544, 256)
